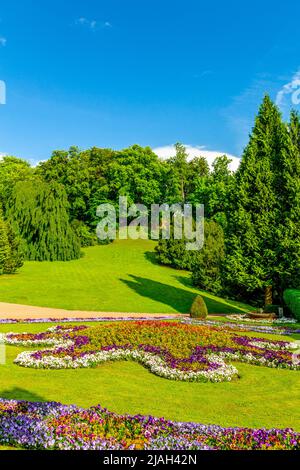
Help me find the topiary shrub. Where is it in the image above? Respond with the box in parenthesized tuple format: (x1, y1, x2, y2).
(190, 295, 208, 319)
(283, 289, 300, 321)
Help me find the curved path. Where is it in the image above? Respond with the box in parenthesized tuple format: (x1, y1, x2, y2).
(0, 301, 184, 320)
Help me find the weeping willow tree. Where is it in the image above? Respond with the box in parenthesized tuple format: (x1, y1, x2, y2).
(7, 180, 81, 261)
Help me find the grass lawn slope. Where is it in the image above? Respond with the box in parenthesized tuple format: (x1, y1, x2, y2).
(0, 240, 251, 314)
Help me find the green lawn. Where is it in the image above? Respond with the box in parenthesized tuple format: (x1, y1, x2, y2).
(0, 322, 299, 430)
(0, 239, 252, 314)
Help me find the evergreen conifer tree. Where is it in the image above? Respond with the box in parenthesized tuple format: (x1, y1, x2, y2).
(272, 110, 300, 298)
(225, 95, 291, 305)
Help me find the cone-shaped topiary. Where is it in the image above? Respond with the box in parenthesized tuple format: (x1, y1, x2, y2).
(190, 295, 208, 319)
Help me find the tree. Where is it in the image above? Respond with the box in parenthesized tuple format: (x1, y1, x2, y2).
(191, 220, 225, 294)
(6, 180, 81, 261)
(0, 156, 32, 206)
(224, 95, 296, 305)
(185, 156, 210, 201)
(167, 143, 189, 202)
(0, 216, 11, 274)
(36, 146, 92, 222)
(106, 145, 164, 206)
(155, 220, 225, 294)
(189, 155, 234, 230)
(271, 111, 300, 298)
(190, 295, 208, 319)
(0, 213, 23, 274)
(3, 222, 24, 273)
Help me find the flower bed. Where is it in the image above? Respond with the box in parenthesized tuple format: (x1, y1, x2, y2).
(0, 399, 299, 450)
(1, 321, 299, 381)
(226, 314, 297, 325)
(183, 318, 300, 335)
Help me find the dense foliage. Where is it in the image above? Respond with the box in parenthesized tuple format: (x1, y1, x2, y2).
(6, 180, 81, 261)
(156, 220, 225, 293)
(0, 95, 299, 314)
(225, 97, 300, 305)
(190, 295, 208, 319)
(0, 212, 23, 274)
(283, 289, 300, 321)
(155, 98, 300, 309)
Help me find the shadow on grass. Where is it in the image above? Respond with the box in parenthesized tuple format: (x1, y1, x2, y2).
(0, 387, 46, 402)
(121, 275, 194, 313)
(121, 275, 246, 314)
(144, 251, 160, 266)
(175, 275, 249, 314)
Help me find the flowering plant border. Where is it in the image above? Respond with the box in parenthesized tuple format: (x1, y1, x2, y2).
(0, 399, 299, 450)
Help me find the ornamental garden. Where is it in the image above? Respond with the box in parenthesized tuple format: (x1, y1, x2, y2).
(0, 316, 299, 450)
(0, 96, 300, 451)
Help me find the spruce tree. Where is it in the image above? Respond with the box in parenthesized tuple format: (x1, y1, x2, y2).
(7, 180, 81, 261)
(225, 96, 290, 305)
(272, 111, 300, 298)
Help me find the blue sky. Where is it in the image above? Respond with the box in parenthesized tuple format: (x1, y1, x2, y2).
(0, 0, 300, 164)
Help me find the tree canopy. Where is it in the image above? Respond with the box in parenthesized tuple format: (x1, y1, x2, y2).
(1, 95, 299, 311)
(6, 180, 81, 261)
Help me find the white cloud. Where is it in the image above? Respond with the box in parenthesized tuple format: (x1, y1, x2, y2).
(75, 18, 111, 30)
(0, 37, 7, 46)
(153, 145, 240, 172)
(276, 69, 300, 109)
(76, 17, 97, 30)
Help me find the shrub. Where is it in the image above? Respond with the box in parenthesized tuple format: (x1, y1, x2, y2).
(263, 304, 281, 314)
(71, 220, 97, 247)
(0, 216, 23, 275)
(190, 295, 208, 319)
(283, 289, 300, 321)
(155, 220, 225, 296)
(191, 220, 225, 294)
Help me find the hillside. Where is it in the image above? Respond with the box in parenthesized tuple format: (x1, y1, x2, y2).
(0, 239, 251, 314)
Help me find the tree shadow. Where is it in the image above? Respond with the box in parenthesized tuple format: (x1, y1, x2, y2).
(144, 251, 159, 266)
(175, 275, 193, 289)
(121, 274, 247, 314)
(0, 387, 46, 402)
(175, 275, 247, 314)
(121, 275, 194, 313)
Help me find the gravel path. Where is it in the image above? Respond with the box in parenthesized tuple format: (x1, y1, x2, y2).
(0, 302, 184, 320)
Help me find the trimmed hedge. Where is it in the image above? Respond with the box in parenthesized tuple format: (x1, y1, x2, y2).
(283, 289, 300, 321)
(190, 295, 208, 319)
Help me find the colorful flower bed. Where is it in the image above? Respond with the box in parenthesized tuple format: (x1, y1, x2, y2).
(1, 321, 299, 382)
(0, 399, 299, 450)
(183, 318, 300, 335)
(226, 314, 297, 325)
(0, 315, 298, 335)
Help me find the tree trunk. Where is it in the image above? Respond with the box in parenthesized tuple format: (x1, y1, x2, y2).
(264, 285, 273, 306)
(181, 178, 185, 202)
